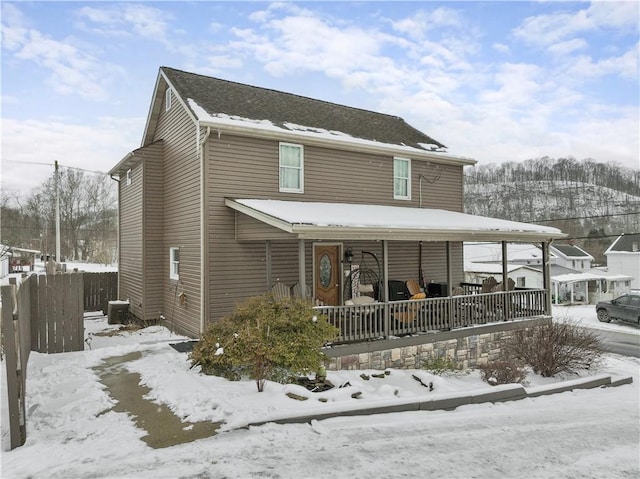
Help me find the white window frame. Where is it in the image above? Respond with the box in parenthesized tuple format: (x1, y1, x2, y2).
(125, 169, 132, 186)
(279, 142, 304, 193)
(165, 88, 172, 112)
(169, 247, 180, 280)
(393, 157, 411, 200)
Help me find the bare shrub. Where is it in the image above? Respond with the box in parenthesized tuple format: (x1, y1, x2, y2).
(478, 360, 527, 386)
(506, 322, 603, 377)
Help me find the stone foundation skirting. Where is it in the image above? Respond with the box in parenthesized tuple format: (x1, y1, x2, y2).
(324, 317, 552, 371)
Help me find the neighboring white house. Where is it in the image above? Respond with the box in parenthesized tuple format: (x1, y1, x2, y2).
(463, 262, 543, 289)
(549, 244, 593, 271)
(463, 242, 555, 266)
(464, 242, 612, 304)
(605, 233, 640, 290)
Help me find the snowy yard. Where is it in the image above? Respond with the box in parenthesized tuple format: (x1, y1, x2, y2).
(1, 306, 639, 478)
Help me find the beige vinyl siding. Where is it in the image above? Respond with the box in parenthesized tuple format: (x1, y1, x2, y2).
(119, 161, 143, 319)
(205, 133, 466, 323)
(142, 141, 164, 322)
(151, 87, 201, 337)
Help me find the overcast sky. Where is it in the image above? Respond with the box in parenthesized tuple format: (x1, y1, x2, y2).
(1, 1, 638, 197)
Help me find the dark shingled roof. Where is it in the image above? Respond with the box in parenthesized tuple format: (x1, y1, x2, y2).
(608, 233, 640, 253)
(161, 67, 447, 151)
(552, 244, 591, 258)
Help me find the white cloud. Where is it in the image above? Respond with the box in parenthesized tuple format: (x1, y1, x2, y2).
(2, 5, 125, 101)
(493, 42, 511, 54)
(1, 117, 144, 195)
(390, 7, 464, 40)
(566, 44, 639, 80)
(548, 38, 588, 56)
(513, 1, 639, 48)
(76, 4, 171, 40)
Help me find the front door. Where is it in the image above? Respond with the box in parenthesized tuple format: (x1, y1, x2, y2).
(314, 244, 341, 306)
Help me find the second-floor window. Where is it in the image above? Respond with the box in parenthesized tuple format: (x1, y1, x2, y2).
(126, 169, 132, 186)
(279, 143, 304, 193)
(393, 157, 411, 200)
(165, 88, 172, 112)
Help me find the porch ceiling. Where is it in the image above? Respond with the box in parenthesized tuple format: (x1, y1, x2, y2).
(225, 198, 567, 243)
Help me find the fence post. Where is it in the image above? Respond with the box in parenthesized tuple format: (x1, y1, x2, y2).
(29, 274, 39, 352)
(1, 284, 27, 449)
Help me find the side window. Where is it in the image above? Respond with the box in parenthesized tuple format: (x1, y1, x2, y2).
(169, 247, 179, 280)
(126, 169, 132, 186)
(516, 277, 525, 288)
(616, 295, 630, 306)
(165, 88, 172, 112)
(279, 143, 304, 193)
(393, 157, 411, 200)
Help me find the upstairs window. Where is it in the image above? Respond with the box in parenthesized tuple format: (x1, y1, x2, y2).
(393, 157, 411, 200)
(169, 247, 180, 280)
(125, 169, 132, 186)
(279, 143, 304, 193)
(165, 88, 172, 112)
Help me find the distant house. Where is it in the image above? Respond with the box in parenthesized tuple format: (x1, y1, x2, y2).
(109, 66, 565, 338)
(605, 233, 640, 290)
(464, 242, 615, 304)
(463, 262, 542, 289)
(550, 244, 593, 271)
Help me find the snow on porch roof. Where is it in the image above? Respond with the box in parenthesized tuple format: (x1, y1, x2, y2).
(551, 270, 635, 284)
(225, 199, 566, 242)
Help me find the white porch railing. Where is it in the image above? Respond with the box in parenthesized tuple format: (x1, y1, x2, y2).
(315, 289, 548, 343)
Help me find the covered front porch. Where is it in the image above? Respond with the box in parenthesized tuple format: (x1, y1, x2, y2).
(316, 284, 548, 343)
(225, 198, 566, 343)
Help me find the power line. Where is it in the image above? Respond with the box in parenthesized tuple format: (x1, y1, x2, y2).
(6, 159, 107, 175)
(534, 212, 640, 223)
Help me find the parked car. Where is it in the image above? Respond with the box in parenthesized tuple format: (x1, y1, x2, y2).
(596, 294, 640, 324)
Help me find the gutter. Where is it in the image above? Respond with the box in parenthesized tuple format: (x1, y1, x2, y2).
(198, 119, 476, 167)
(199, 125, 211, 336)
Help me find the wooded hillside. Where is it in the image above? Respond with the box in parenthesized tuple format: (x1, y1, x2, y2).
(464, 157, 640, 265)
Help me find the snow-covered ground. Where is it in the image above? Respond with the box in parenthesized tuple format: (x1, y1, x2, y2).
(1, 307, 639, 478)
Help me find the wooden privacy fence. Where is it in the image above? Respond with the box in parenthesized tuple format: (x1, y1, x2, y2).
(30, 273, 85, 353)
(1, 271, 118, 449)
(83, 271, 117, 313)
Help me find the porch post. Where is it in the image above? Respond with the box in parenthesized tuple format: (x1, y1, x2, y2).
(542, 241, 552, 315)
(265, 240, 272, 291)
(298, 239, 306, 299)
(446, 241, 453, 296)
(382, 240, 390, 338)
(501, 241, 508, 291)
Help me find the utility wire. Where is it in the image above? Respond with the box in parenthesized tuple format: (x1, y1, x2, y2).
(6, 159, 107, 175)
(534, 212, 640, 223)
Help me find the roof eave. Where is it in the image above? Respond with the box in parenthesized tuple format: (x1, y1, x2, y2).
(225, 198, 566, 243)
(141, 68, 199, 148)
(291, 225, 566, 242)
(108, 151, 135, 176)
(201, 119, 476, 166)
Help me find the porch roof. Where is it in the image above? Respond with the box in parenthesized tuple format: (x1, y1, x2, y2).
(552, 270, 634, 284)
(225, 198, 566, 242)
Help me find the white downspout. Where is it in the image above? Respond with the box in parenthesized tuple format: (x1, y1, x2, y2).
(199, 125, 211, 335)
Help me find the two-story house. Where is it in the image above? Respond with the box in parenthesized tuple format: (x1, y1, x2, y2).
(109, 67, 565, 338)
(605, 233, 640, 290)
